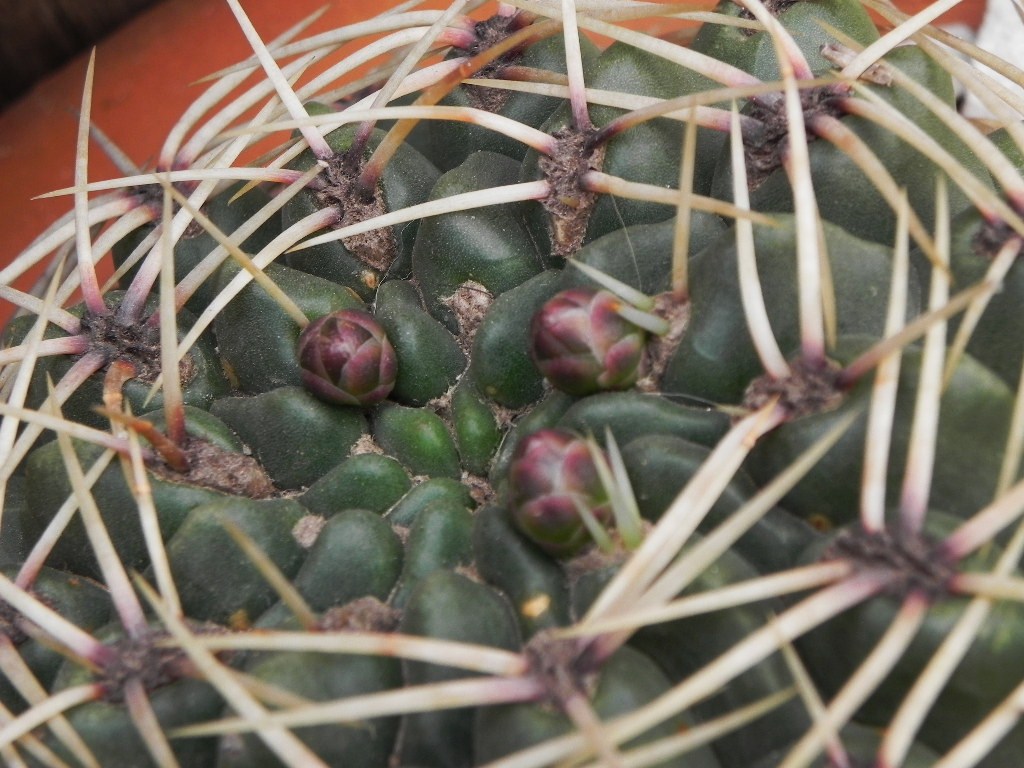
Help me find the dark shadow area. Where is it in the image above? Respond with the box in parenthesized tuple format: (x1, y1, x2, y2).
(0, 0, 164, 108)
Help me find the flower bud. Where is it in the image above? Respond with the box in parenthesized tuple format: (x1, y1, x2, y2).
(530, 288, 646, 395)
(297, 310, 397, 406)
(507, 429, 611, 557)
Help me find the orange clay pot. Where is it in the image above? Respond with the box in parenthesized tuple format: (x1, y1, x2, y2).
(889, 0, 987, 28)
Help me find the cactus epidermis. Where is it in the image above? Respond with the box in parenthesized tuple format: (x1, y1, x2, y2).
(2, 1, 1024, 767)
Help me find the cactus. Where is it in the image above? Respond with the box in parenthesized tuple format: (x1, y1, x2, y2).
(2, 1, 1024, 766)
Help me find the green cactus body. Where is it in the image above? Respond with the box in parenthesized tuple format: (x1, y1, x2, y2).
(583, 42, 726, 232)
(22, 410, 248, 577)
(744, 337, 1016, 528)
(710, 45, 992, 246)
(468, 268, 563, 408)
(555, 390, 730, 448)
(411, 152, 548, 332)
(390, 498, 476, 609)
(383, 476, 477, 529)
(621, 433, 819, 573)
(571, 543, 812, 768)
(398, 570, 521, 767)
(218, 649, 402, 768)
(112, 183, 284, 315)
(373, 278, 467, 405)
(472, 504, 573, 637)
(934, 206, 1024, 388)
(5, 1, 1024, 766)
(555, 215, 728, 296)
(47, 624, 226, 768)
(373, 401, 463, 479)
(0, 567, 112, 713)
(290, 509, 405, 611)
(746, 722, 941, 768)
(662, 215, 921, 403)
(164, 497, 309, 625)
(299, 452, 412, 517)
(210, 386, 368, 490)
(450, 373, 504, 475)
(213, 262, 364, 393)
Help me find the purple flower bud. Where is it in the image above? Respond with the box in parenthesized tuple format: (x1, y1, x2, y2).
(297, 310, 397, 406)
(507, 429, 611, 557)
(530, 288, 647, 396)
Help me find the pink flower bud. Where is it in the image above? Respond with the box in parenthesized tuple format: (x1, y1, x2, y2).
(297, 310, 397, 407)
(530, 288, 646, 396)
(507, 429, 611, 556)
